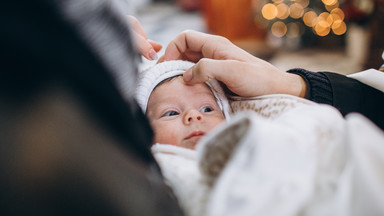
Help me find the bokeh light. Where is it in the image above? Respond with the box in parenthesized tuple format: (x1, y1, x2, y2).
(262, 3, 277, 20)
(272, 0, 284, 3)
(271, 21, 287, 37)
(325, 2, 339, 11)
(297, 0, 310, 8)
(314, 20, 331, 36)
(261, 0, 346, 37)
(303, 10, 317, 27)
(286, 22, 304, 38)
(318, 12, 333, 27)
(331, 8, 344, 20)
(276, 3, 290, 19)
(289, 3, 304, 19)
(322, 0, 338, 6)
(332, 20, 347, 35)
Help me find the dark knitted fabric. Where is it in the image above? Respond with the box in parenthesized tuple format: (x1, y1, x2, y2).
(287, 68, 333, 105)
(287, 68, 384, 130)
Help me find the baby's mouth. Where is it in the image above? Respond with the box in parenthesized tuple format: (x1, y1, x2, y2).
(184, 131, 206, 140)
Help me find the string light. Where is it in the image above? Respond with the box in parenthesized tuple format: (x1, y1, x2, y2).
(261, 0, 347, 37)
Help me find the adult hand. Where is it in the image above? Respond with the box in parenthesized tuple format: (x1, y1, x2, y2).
(159, 30, 306, 98)
(128, 16, 162, 60)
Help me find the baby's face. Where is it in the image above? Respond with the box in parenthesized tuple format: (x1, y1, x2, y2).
(147, 76, 225, 149)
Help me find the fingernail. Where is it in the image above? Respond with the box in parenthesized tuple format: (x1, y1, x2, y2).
(183, 69, 192, 82)
(149, 49, 158, 60)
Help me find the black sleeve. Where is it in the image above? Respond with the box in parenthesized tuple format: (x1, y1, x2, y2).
(288, 68, 384, 130)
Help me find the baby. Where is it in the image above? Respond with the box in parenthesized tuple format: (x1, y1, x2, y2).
(136, 60, 231, 149)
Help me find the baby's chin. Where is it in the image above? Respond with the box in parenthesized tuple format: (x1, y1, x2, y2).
(180, 137, 202, 150)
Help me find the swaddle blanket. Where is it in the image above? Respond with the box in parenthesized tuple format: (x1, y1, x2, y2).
(144, 61, 384, 216)
(152, 98, 384, 216)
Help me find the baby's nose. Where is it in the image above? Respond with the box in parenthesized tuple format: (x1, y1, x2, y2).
(184, 109, 203, 124)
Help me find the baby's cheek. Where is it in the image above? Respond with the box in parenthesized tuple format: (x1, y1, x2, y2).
(207, 116, 225, 131)
(167, 131, 180, 145)
(153, 125, 180, 145)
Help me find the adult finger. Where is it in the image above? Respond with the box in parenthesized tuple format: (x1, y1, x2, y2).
(132, 32, 159, 60)
(158, 50, 203, 63)
(128, 16, 148, 39)
(162, 30, 256, 63)
(161, 30, 230, 61)
(128, 16, 162, 60)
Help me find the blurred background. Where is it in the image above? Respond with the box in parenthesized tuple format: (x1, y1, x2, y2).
(129, 0, 384, 75)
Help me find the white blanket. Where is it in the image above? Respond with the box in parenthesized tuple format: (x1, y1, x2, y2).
(152, 96, 384, 216)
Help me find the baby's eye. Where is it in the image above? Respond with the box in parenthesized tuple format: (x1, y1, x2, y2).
(163, 110, 179, 117)
(200, 107, 213, 113)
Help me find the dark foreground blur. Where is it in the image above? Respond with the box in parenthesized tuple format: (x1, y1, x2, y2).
(0, 1, 183, 215)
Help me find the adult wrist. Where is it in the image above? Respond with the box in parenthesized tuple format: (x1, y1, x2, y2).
(287, 68, 333, 104)
(283, 72, 307, 98)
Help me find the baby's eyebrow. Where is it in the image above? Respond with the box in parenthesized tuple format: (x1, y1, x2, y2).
(149, 100, 177, 113)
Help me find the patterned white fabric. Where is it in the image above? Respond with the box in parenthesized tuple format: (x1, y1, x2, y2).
(229, 94, 316, 120)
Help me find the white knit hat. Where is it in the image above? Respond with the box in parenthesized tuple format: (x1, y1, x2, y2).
(136, 60, 231, 120)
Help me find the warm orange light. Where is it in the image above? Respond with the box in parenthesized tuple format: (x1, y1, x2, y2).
(262, 3, 278, 20)
(318, 12, 333, 27)
(287, 22, 304, 38)
(325, 2, 339, 11)
(331, 19, 342, 28)
(289, 3, 304, 19)
(330, 13, 342, 22)
(332, 20, 347, 35)
(276, 3, 290, 19)
(260, 0, 345, 37)
(271, 21, 287, 37)
(303, 11, 317, 27)
(331, 8, 344, 20)
(322, 0, 338, 6)
(297, 0, 310, 8)
(272, 0, 284, 4)
(314, 21, 330, 36)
